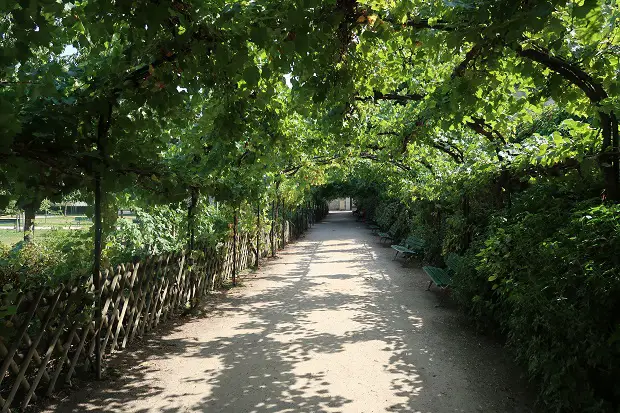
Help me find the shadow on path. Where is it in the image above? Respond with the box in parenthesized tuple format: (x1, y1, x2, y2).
(44, 212, 533, 413)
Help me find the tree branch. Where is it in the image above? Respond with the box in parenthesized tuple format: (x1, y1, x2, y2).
(452, 44, 483, 78)
(355, 90, 425, 105)
(431, 141, 464, 163)
(398, 18, 455, 32)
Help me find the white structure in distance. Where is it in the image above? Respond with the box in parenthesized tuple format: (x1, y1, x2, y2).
(328, 198, 352, 211)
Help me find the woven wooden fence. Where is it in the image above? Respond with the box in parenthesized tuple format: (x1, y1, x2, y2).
(0, 217, 308, 412)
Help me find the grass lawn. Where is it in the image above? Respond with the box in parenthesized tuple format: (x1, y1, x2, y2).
(0, 215, 135, 247)
(0, 215, 136, 230)
(0, 215, 91, 229)
(0, 228, 89, 247)
(0, 231, 30, 246)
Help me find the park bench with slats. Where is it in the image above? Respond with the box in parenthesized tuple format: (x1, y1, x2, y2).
(391, 236, 425, 260)
(422, 253, 462, 290)
(377, 228, 397, 243)
(74, 217, 91, 225)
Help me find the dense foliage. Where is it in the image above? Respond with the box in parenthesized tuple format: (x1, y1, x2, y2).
(2, 0, 619, 411)
(326, 153, 620, 411)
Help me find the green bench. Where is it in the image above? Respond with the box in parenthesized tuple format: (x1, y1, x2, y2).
(377, 229, 396, 243)
(368, 224, 380, 233)
(74, 217, 91, 225)
(391, 236, 425, 260)
(422, 253, 462, 290)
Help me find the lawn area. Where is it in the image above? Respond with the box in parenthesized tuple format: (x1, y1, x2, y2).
(0, 230, 63, 247)
(0, 215, 136, 230)
(0, 231, 32, 247)
(37, 215, 91, 226)
(0, 215, 137, 247)
(0, 216, 91, 247)
(0, 228, 92, 247)
(0, 215, 91, 229)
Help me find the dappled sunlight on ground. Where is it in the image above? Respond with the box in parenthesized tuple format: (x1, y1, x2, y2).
(44, 211, 532, 413)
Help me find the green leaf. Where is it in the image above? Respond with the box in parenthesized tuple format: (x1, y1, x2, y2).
(573, 0, 597, 19)
(250, 26, 268, 46)
(243, 65, 260, 87)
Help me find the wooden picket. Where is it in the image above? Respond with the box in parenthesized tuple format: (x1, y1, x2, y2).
(0, 218, 308, 412)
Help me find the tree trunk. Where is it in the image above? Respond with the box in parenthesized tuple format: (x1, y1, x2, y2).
(93, 173, 103, 380)
(601, 113, 620, 201)
(500, 169, 512, 210)
(232, 210, 238, 286)
(271, 182, 280, 257)
(461, 195, 471, 251)
(23, 205, 35, 242)
(281, 206, 286, 247)
(187, 187, 198, 252)
(270, 200, 276, 257)
(255, 202, 261, 267)
(274, 196, 280, 251)
(93, 100, 113, 380)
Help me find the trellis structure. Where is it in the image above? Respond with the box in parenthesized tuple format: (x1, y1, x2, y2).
(0, 207, 324, 412)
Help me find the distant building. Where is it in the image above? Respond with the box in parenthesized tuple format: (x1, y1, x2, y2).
(328, 198, 352, 211)
(53, 201, 88, 215)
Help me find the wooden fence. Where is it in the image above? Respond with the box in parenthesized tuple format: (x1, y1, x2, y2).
(0, 207, 324, 412)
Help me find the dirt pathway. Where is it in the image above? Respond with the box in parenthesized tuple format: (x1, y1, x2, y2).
(45, 212, 532, 413)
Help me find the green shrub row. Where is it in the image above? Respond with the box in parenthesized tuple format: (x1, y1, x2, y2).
(361, 176, 620, 412)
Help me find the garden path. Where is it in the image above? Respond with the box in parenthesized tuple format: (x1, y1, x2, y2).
(45, 211, 532, 413)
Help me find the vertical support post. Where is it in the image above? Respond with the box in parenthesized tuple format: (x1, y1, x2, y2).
(232, 209, 238, 286)
(270, 199, 276, 257)
(93, 100, 113, 380)
(256, 202, 261, 267)
(462, 194, 471, 251)
(187, 187, 198, 252)
(93, 173, 103, 380)
(271, 182, 280, 257)
(281, 205, 286, 247)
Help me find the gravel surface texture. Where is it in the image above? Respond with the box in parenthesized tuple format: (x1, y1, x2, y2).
(44, 211, 533, 413)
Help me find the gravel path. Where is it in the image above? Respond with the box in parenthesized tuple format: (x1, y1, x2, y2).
(45, 211, 533, 413)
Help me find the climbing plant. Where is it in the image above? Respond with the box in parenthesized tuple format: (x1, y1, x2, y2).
(1, 0, 619, 410)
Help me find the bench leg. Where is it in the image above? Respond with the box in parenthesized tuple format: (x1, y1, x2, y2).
(393, 251, 399, 260)
(426, 280, 433, 291)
